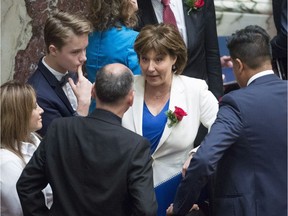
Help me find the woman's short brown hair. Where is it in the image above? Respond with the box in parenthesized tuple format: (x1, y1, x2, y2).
(134, 23, 187, 74)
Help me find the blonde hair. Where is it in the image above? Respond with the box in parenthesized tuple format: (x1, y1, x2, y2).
(134, 24, 187, 74)
(1, 80, 36, 160)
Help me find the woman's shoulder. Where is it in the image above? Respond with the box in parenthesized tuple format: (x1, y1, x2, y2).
(0, 148, 23, 167)
(175, 75, 208, 89)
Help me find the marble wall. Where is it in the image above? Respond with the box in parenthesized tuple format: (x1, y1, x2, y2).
(1, 0, 276, 84)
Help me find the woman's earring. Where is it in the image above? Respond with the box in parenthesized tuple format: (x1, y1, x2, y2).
(172, 65, 177, 73)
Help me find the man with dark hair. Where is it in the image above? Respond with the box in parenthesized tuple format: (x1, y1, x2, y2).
(17, 63, 157, 216)
(167, 25, 287, 216)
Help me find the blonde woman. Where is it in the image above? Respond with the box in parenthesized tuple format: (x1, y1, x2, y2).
(0, 81, 52, 216)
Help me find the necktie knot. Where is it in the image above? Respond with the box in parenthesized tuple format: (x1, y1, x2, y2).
(161, 0, 169, 6)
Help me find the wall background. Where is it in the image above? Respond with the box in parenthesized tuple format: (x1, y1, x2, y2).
(1, 0, 276, 84)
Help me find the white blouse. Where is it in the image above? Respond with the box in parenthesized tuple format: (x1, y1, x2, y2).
(0, 133, 52, 216)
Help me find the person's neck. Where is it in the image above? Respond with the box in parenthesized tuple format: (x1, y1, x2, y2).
(96, 103, 128, 118)
(145, 81, 172, 100)
(44, 55, 67, 74)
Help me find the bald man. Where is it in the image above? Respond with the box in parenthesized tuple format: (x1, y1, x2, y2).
(17, 63, 157, 216)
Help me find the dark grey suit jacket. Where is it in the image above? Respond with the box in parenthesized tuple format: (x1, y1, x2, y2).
(136, 0, 223, 99)
(17, 109, 157, 216)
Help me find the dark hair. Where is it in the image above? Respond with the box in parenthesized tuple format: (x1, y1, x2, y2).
(134, 23, 187, 74)
(44, 11, 93, 53)
(95, 65, 134, 103)
(88, 0, 138, 31)
(227, 25, 272, 69)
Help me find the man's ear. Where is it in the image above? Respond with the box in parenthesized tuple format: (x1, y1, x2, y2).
(91, 83, 96, 99)
(127, 89, 134, 107)
(235, 58, 244, 72)
(49, 45, 58, 56)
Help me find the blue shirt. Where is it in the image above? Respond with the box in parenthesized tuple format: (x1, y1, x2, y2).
(142, 100, 170, 154)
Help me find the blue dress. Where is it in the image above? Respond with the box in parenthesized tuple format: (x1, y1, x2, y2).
(143, 100, 182, 216)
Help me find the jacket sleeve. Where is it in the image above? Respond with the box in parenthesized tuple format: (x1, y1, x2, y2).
(172, 94, 243, 215)
(16, 138, 50, 216)
(127, 137, 158, 216)
(204, 0, 223, 99)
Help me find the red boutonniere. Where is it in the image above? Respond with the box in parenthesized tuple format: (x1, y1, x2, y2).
(165, 106, 188, 128)
(185, 0, 204, 15)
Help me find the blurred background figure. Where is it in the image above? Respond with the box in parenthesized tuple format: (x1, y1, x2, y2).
(271, 0, 287, 80)
(0, 80, 52, 216)
(86, 0, 141, 111)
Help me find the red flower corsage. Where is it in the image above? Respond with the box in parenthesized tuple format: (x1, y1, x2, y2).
(166, 106, 188, 128)
(185, 0, 204, 15)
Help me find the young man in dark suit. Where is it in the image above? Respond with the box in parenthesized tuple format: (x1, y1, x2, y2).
(167, 25, 288, 216)
(17, 63, 158, 216)
(27, 11, 93, 136)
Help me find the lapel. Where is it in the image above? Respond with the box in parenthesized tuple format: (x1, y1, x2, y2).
(139, 0, 159, 25)
(155, 75, 187, 152)
(132, 75, 187, 152)
(38, 59, 75, 114)
(182, 1, 193, 50)
(131, 76, 145, 135)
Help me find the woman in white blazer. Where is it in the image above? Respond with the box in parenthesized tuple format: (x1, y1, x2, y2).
(122, 24, 219, 216)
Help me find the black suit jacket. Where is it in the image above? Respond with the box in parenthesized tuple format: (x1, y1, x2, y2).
(27, 58, 78, 136)
(17, 109, 157, 216)
(136, 0, 223, 99)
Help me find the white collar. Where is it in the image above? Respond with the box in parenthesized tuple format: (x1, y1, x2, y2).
(247, 70, 274, 86)
(42, 57, 68, 81)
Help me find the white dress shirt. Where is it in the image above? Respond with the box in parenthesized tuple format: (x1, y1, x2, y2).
(0, 133, 52, 216)
(151, 0, 188, 46)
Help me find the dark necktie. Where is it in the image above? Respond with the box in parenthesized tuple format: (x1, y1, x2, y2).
(161, 0, 177, 28)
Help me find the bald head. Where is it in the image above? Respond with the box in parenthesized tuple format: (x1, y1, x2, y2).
(95, 63, 134, 104)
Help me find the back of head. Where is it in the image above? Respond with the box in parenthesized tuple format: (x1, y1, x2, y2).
(88, 0, 138, 31)
(0, 81, 36, 159)
(227, 25, 272, 69)
(44, 11, 93, 53)
(95, 63, 134, 105)
(134, 23, 187, 74)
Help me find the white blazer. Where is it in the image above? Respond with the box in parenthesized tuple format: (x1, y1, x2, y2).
(122, 74, 219, 186)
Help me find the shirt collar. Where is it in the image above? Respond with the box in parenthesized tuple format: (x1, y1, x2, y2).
(247, 70, 274, 86)
(42, 57, 68, 81)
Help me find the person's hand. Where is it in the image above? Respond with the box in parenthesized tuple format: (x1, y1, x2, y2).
(68, 65, 92, 116)
(166, 203, 174, 216)
(182, 154, 192, 177)
(166, 203, 199, 215)
(220, 55, 233, 68)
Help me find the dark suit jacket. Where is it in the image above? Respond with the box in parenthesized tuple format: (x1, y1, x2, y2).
(173, 74, 288, 216)
(27, 58, 77, 136)
(136, 0, 223, 99)
(17, 109, 157, 216)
